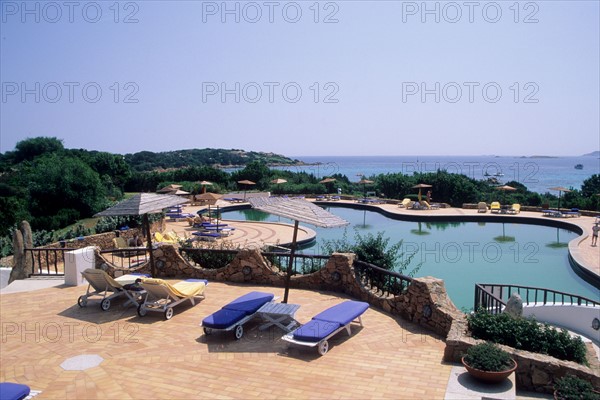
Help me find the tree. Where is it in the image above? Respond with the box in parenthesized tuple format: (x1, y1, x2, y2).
(13, 137, 64, 162)
(231, 161, 271, 189)
(26, 154, 107, 230)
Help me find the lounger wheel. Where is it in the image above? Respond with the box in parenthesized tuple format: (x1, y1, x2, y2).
(164, 307, 174, 320)
(203, 327, 212, 335)
(100, 298, 111, 311)
(234, 325, 244, 340)
(77, 296, 87, 307)
(137, 304, 147, 317)
(317, 340, 329, 356)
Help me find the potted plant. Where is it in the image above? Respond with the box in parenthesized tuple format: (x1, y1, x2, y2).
(462, 342, 517, 383)
(554, 375, 600, 400)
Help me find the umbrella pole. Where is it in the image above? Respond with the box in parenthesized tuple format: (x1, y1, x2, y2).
(283, 220, 299, 304)
(143, 214, 156, 277)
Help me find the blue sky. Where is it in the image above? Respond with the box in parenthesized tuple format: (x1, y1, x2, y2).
(1, 1, 599, 157)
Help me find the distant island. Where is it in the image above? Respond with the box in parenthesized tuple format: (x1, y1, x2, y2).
(124, 148, 303, 172)
(518, 155, 559, 159)
(582, 151, 600, 157)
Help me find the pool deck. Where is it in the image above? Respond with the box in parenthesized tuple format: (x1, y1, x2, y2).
(1, 200, 597, 399)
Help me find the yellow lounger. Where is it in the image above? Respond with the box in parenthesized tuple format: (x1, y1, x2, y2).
(490, 202, 501, 213)
(508, 204, 521, 214)
(138, 278, 207, 320)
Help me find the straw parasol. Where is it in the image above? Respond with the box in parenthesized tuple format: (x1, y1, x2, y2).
(319, 177, 337, 195)
(319, 177, 337, 184)
(358, 178, 374, 198)
(198, 180, 213, 194)
(548, 186, 571, 211)
(238, 180, 256, 200)
(270, 178, 288, 184)
(157, 184, 182, 194)
(412, 183, 432, 202)
(94, 193, 189, 277)
(248, 197, 348, 303)
(197, 192, 222, 205)
(495, 185, 517, 204)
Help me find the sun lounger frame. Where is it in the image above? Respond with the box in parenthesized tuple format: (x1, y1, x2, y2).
(282, 314, 365, 356)
(77, 269, 141, 311)
(201, 294, 278, 340)
(137, 280, 206, 320)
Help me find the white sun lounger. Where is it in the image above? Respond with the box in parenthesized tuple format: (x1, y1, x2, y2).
(78, 269, 147, 311)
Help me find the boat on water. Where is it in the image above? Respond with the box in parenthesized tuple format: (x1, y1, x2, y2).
(574, 164, 583, 170)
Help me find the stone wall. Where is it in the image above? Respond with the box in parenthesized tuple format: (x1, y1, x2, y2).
(96, 245, 460, 337)
(443, 318, 600, 393)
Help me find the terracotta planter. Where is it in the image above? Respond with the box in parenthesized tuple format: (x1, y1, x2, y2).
(461, 357, 517, 383)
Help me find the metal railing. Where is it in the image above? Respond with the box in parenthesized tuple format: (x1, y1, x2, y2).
(353, 260, 413, 297)
(179, 248, 238, 270)
(99, 248, 151, 270)
(25, 248, 69, 276)
(474, 283, 600, 314)
(179, 247, 330, 274)
(262, 252, 330, 274)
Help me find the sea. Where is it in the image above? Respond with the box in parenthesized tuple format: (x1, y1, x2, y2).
(275, 155, 599, 194)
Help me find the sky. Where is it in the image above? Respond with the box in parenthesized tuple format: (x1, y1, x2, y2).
(1, 1, 599, 157)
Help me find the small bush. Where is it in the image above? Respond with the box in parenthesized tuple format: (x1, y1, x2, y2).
(467, 310, 587, 364)
(464, 342, 514, 372)
(554, 375, 600, 400)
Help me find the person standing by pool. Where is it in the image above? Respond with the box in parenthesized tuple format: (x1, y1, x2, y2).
(426, 190, 432, 203)
(592, 223, 599, 246)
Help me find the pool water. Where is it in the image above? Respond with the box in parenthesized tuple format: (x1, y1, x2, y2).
(223, 207, 599, 310)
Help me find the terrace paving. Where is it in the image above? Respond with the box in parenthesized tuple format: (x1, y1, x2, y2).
(0, 282, 452, 399)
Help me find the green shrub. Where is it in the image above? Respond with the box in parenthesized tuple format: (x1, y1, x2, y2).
(464, 342, 514, 372)
(554, 375, 600, 400)
(467, 310, 587, 364)
(180, 248, 236, 270)
(321, 228, 421, 276)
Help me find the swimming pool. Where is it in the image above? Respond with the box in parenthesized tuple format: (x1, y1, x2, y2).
(222, 207, 598, 310)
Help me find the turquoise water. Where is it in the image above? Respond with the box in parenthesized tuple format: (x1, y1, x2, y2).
(223, 207, 599, 310)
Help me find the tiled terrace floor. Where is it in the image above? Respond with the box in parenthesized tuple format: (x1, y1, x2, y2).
(1, 282, 451, 399)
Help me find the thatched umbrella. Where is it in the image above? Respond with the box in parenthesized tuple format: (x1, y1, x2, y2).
(412, 183, 432, 202)
(248, 197, 348, 303)
(495, 185, 517, 204)
(198, 180, 213, 194)
(319, 177, 337, 195)
(358, 178, 374, 198)
(548, 186, 571, 211)
(197, 192, 222, 205)
(157, 184, 182, 193)
(238, 179, 256, 200)
(95, 193, 189, 277)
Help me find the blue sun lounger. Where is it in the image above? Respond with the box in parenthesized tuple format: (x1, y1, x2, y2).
(282, 300, 369, 356)
(0, 382, 40, 400)
(201, 291, 275, 339)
